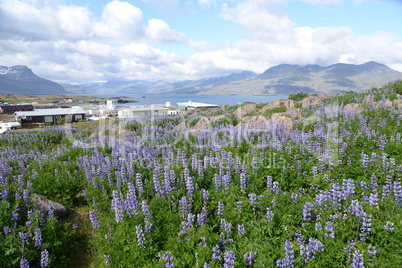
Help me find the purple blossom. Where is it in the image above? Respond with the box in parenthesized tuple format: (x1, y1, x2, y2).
(352, 250, 364, 268)
(237, 201, 243, 211)
(163, 251, 175, 268)
(302, 202, 313, 221)
(224, 251, 236, 268)
(89, 210, 100, 229)
(48, 204, 54, 218)
(34, 228, 42, 248)
(212, 245, 221, 260)
(237, 224, 245, 235)
(217, 201, 224, 216)
(276, 240, 294, 268)
(220, 219, 232, 235)
(199, 237, 207, 247)
(40, 249, 49, 267)
(300, 238, 324, 263)
(20, 257, 29, 268)
(324, 221, 335, 239)
(135, 225, 146, 249)
(111, 191, 124, 223)
(248, 193, 258, 206)
(266, 207, 274, 221)
(384, 221, 394, 231)
(244, 251, 257, 267)
(19, 232, 29, 245)
(141, 200, 152, 218)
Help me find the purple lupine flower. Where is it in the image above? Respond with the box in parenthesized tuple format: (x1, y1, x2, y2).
(291, 193, 298, 204)
(266, 207, 274, 221)
(220, 219, 232, 235)
(276, 240, 294, 268)
(352, 250, 364, 268)
(19, 232, 29, 245)
(244, 251, 257, 267)
(20, 257, 29, 268)
(145, 219, 153, 233)
(360, 213, 372, 241)
(382, 177, 392, 200)
(135, 173, 144, 195)
(361, 152, 369, 170)
(272, 181, 280, 194)
(163, 251, 175, 268)
(104, 254, 111, 265)
(224, 251, 236, 268)
(248, 193, 258, 206)
(89, 210, 100, 229)
(302, 202, 313, 221)
(237, 201, 243, 211)
(201, 189, 209, 201)
(217, 201, 224, 216)
(237, 224, 245, 235)
(384, 221, 394, 231)
(212, 245, 221, 260)
(197, 212, 208, 227)
(203, 263, 211, 268)
(23, 189, 29, 203)
(222, 174, 231, 191)
(111, 191, 124, 223)
(199, 237, 207, 247)
(12, 210, 19, 221)
(179, 196, 191, 216)
(40, 249, 49, 267)
(267, 175, 273, 191)
(34, 228, 42, 248)
(368, 192, 379, 207)
(300, 238, 324, 263)
(48, 204, 54, 218)
(184, 168, 194, 199)
(393, 181, 402, 205)
(324, 221, 335, 239)
(135, 225, 146, 249)
(126, 182, 139, 216)
(213, 174, 221, 193)
(315, 222, 322, 232)
(141, 200, 152, 218)
(4, 226, 12, 236)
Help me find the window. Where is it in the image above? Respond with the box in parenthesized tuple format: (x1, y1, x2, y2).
(44, 116, 53, 123)
(56, 115, 61, 119)
(26, 117, 32, 121)
(75, 114, 83, 120)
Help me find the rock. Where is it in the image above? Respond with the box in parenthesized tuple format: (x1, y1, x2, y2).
(301, 95, 329, 108)
(260, 101, 282, 113)
(31, 193, 69, 219)
(284, 107, 303, 118)
(234, 103, 257, 118)
(239, 115, 270, 130)
(344, 103, 361, 114)
(393, 99, 402, 109)
(270, 113, 293, 131)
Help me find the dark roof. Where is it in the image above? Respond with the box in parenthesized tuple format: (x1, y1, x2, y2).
(0, 105, 34, 112)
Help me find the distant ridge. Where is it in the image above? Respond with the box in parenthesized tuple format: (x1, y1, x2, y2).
(2, 62, 401, 96)
(0, 65, 67, 95)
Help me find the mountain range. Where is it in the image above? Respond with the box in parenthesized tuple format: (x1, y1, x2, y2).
(1, 62, 402, 96)
(0, 65, 66, 95)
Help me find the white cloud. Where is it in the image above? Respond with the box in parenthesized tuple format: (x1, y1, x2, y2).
(57, 5, 94, 40)
(93, 1, 145, 44)
(146, 19, 186, 43)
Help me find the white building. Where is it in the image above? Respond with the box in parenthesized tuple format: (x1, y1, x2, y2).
(0, 122, 20, 134)
(118, 106, 169, 118)
(106, 100, 117, 110)
(177, 101, 219, 111)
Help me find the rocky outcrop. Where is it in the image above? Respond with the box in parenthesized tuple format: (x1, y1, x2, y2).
(301, 95, 331, 108)
(31, 193, 69, 219)
(234, 103, 258, 118)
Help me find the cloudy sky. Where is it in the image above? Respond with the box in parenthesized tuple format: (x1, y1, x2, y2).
(0, 0, 401, 83)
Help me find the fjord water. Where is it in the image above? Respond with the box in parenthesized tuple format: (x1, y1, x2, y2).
(103, 93, 288, 106)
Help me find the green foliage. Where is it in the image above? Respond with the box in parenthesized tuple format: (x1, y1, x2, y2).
(263, 106, 287, 118)
(288, 92, 309, 102)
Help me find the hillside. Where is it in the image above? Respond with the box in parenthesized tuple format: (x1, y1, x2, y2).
(0, 65, 67, 95)
(62, 61, 402, 95)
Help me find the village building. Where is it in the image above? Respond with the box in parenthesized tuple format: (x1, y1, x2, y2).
(177, 101, 219, 111)
(0, 122, 21, 134)
(0, 105, 34, 114)
(118, 106, 169, 118)
(15, 106, 86, 127)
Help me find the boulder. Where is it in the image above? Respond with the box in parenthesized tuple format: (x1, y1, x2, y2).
(301, 95, 329, 108)
(234, 103, 257, 118)
(31, 193, 69, 219)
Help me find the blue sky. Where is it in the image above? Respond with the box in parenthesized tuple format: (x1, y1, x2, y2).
(0, 0, 401, 83)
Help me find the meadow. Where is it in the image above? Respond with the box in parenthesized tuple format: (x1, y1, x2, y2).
(1, 81, 402, 267)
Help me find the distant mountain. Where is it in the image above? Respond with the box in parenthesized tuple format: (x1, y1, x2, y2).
(0, 65, 67, 95)
(197, 61, 402, 95)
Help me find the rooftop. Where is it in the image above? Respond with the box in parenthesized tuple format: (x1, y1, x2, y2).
(176, 101, 218, 107)
(15, 107, 86, 117)
(119, 106, 169, 112)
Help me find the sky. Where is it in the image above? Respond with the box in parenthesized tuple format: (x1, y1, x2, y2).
(0, 0, 401, 83)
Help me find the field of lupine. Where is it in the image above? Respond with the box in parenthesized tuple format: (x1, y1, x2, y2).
(1, 80, 402, 267)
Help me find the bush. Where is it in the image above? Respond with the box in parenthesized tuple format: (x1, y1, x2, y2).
(288, 92, 309, 102)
